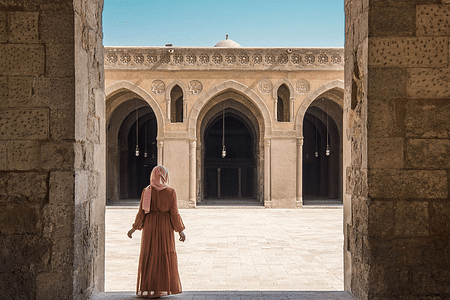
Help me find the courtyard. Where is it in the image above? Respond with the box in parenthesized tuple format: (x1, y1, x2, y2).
(93, 204, 354, 299)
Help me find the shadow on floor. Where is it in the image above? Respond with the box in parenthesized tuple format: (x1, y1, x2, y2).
(91, 291, 355, 300)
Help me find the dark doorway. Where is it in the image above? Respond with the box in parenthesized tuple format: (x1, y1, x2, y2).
(203, 113, 256, 200)
(303, 106, 340, 199)
(119, 105, 158, 199)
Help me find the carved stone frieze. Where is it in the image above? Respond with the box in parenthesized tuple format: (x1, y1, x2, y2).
(106, 53, 117, 64)
(225, 53, 236, 64)
(133, 53, 144, 64)
(120, 53, 130, 64)
(147, 53, 157, 63)
(239, 54, 249, 64)
(104, 47, 344, 70)
(318, 53, 328, 64)
(304, 54, 315, 64)
(186, 54, 196, 64)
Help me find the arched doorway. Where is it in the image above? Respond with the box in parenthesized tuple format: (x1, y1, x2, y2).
(107, 97, 158, 202)
(197, 95, 262, 204)
(303, 97, 342, 200)
(203, 112, 256, 200)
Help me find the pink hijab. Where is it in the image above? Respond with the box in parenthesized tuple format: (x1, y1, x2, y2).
(142, 166, 169, 213)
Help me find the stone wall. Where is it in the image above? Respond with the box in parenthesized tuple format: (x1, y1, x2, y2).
(0, 1, 105, 299)
(345, 1, 450, 298)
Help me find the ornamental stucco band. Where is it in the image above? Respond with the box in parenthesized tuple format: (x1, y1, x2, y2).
(104, 47, 344, 71)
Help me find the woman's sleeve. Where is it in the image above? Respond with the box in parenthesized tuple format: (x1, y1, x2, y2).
(169, 189, 185, 233)
(132, 189, 146, 230)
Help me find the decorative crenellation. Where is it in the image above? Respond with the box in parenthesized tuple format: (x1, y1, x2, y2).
(104, 47, 344, 70)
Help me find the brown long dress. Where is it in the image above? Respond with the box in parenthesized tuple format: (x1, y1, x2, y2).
(132, 186, 185, 298)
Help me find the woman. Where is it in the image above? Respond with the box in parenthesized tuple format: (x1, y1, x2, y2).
(127, 166, 186, 299)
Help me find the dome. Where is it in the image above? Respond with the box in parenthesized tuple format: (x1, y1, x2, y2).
(214, 35, 241, 48)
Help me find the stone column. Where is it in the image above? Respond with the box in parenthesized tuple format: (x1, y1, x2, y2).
(157, 139, 164, 165)
(264, 139, 271, 207)
(296, 138, 303, 207)
(189, 140, 196, 207)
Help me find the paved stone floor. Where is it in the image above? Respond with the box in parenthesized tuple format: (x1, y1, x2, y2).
(94, 204, 354, 300)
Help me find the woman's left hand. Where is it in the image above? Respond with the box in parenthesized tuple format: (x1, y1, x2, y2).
(127, 228, 135, 238)
(179, 231, 186, 242)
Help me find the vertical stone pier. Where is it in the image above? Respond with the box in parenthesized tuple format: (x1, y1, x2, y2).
(344, 1, 450, 298)
(0, 1, 105, 299)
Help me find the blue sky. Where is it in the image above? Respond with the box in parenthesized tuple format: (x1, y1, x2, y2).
(103, 0, 344, 48)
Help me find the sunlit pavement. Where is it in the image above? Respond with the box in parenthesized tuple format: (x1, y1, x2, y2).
(94, 204, 354, 300)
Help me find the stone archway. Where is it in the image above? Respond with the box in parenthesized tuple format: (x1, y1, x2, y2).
(195, 90, 265, 204)
(105, 84, 164, 203)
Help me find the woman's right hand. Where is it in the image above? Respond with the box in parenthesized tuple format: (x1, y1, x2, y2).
(127, 228, 135, 238)
(179, 231, 186, 242)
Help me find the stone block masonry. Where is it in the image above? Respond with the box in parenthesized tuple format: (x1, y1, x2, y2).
(0, 1, 105, 300)
(345, 1, 450, 299)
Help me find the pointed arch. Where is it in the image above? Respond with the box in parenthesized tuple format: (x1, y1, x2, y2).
(165, 80, 188, 102)
(187, 80, 272, 140)
(272, 78, 295, 100)
(272, 78, 295, 122)
(295, 79, 344, 134)
(166, 80, 188, 122)
(105, 80, 165, 137)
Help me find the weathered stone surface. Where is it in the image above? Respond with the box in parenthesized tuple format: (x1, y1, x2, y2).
(407, 68, 450, 98)
(43, 204, 74, 240)
(395, 201, 429, 236)
(5, 172, 47, 203)
(409, 268, 450, 296)
(41, 10, 74, 45)
(368, 200, 394, 236)
(368, 138, 403, 169)
(0, 76, 6, 107)
(406, 139, 450, 169)
(367, 98, 405, 138)
(417, 5, 450, 37)
(32, 78, 75, 109)
(368, 68, 406, 99)
(50, 108, 75, 140)
(8, 11, 39, 43)
(0, 142, 6, 170)
(368, 37, 448, 67)
(0, 44, 45, 75)
(0, 108, 49, 140)
(429, 202, 450, 236)
(41, 141, 75, 170)
(0, 203, 40, 234)
(0, 234, 50, 273)
(5, 140, 39, 170)
(50, 237, 74, 270)
(368, 169, 447, 199)
(46, 43, 75, 78)
(369, 5, 415, 37)
(36, 272, 73, 300)
(8, 76, 33, 107)
(0, 272, 35, 299)
(0, 12, 6, 43)
(49, 171, 75, 206)
(405, 99, 450, 139)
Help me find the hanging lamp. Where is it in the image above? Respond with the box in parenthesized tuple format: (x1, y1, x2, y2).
(221, 104, 226, 158)
(135, 100, 139, 156)
(325, 99, 330, 156)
